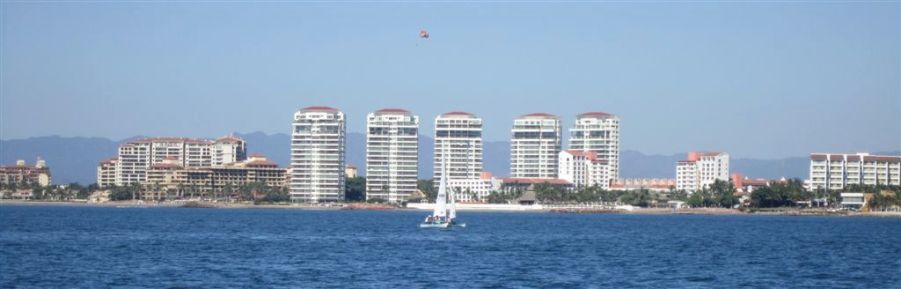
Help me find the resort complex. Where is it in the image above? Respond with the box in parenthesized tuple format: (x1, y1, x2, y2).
(37, 106, 893, 207)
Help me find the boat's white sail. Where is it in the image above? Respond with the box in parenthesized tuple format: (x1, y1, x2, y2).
(448, 187, 456, 220)
(432, 161, 448, 218)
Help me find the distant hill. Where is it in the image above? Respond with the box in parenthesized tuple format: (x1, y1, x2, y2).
(5, 132, 890, 184)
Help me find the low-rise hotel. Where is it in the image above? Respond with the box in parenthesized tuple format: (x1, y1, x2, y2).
(0, 159, 51, 187)
(144, 154, 287, 200)
(104, 136, 247, 187)
(558, 150, 610, 189)
(808, 153, 901, 190)
(675, 151, 730, 192)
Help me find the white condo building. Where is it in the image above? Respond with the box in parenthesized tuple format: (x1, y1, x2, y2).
(366, 108, 419, 203)
(107, 136, 247, 186)
(290, 106, 346, 202)
(558, 150, 610, 189)
(809, 153, 901, 191)
(97, 157, 118, 188)
(213, 136, 247, 166)
(447, 173, 503, 203)
(675, 152, 730, 192)
(568, 112, 620, 180)
(434, 111, 483, 182)
(510, 113, 561, 179)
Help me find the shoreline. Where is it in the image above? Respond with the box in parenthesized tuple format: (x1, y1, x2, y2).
(2, 200, 899, 217)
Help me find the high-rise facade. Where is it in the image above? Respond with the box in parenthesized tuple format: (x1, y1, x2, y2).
(433, 111, 483, 182)
(569, 112, 620, 180)
(675, 152, 730, 192)
(510, 113, 561, 178)
(809, 153, 901, 191)
(366, 108, 419, 203)
(290, 106, 346, 202)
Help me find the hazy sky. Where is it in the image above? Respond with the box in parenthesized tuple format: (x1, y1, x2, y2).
(1, 2, 898, 158)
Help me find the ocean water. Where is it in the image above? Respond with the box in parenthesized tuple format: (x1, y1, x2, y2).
(1, 205, 900, 288)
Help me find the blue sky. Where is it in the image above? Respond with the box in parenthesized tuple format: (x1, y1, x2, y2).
(1, 2, 898, 158)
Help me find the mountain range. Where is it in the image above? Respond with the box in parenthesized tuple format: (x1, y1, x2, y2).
(4, 132, 893, 185)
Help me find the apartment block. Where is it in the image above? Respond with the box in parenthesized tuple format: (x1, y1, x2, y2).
(510, 113, 561, 179)
(365, 108, 419, 203)
(290, 106, 346, 202)
(568, 112, 620, 180)
(809, 153, 901, 190)
(434, 111, 483, 182)
(675, 152, 730, 192)
(558, 150, 610, 189)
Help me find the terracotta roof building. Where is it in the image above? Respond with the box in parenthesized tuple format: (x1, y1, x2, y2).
(290, 106, 346, 202)
(511, 113, 561, 179)
(434, 111, 483, 183)
(366, 108, 419, 203)
(569, 112, 621, 180)
(675, 151, 730, 192)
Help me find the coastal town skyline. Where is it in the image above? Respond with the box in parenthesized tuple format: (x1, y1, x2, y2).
(1, 3, 898, 159)
(2, 3, 900, 288)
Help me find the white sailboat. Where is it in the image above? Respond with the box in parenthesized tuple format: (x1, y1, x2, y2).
(419, 158, 464, 228)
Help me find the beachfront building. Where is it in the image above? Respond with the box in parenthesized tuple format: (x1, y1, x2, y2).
(610, 178, 676, 193)
(510, 113, 561, 179)
(499, 177, 574, 195)
(97, 157, 118, 188)
(144, 154, 287, 200)
(568, 112, 621, 180)
(290, 106, 346, 202)
(365, 108, 419, 203)
(212, 136, 247, 166)
(730, 173, 774, 194)
(447, 172, 503, 203)
(558, 150, 610, 189)
(675, 152, 730, 192)
(809, 153, 901, 191)
(0, 159, 51, 187)
(434, 111, 483, 182)
(105, 136, 247, 186)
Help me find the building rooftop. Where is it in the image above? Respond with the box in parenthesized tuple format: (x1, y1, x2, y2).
(501, 177, 572, 185)
(132, 137, 212, 145)
(810, 153, 901, 162)
(374, 108, 411, 115)
(577, 111, 617, 119)
(519, 112, 558, 119)
(301, 106, 340, 112)
(216, 135, 244, 143)
(439, 111, 477, 118)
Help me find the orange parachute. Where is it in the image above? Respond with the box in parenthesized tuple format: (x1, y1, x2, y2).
(419, 30, 429, 39)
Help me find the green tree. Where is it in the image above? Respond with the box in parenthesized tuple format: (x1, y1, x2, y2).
(417, 179, 436, 202)
(345, 177, 366, 202)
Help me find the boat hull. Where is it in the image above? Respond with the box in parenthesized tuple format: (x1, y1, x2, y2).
(419, 222, 451, 228)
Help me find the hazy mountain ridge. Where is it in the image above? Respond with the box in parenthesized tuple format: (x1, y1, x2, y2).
(5, 132, 891, 184)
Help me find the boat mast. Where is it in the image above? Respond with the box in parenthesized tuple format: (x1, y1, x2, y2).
(433, 144, 448, 218)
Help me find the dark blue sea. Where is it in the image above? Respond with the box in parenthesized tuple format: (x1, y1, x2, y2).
(1, 205, 900, 288)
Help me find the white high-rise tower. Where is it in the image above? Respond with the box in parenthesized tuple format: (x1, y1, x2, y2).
(510, 113, 561, 178)
(434, 111, 483, 182)
(366, 108, 419, 203)
(569, 112, 620, 180)
(290, 106, 346, 202)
